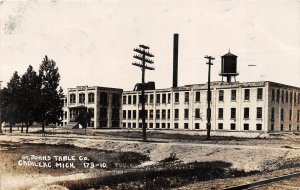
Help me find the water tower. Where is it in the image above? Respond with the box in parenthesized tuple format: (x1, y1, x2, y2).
(219, 50, 239, 83)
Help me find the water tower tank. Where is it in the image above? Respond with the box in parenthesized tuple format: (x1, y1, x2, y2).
(219, 50, 239, 83)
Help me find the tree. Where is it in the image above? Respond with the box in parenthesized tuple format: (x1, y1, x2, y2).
(6, 72, 22, 133)
(20, 65, 41, 133)
(38, 55, 63, 135)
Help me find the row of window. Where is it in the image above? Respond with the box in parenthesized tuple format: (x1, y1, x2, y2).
(69, 93, 95, 104)
(122, 122, 264, 131)
(271, 109, 300, 122)
(271, 89, 300, 104)
(270, 124, 300, 131)
(68, 93, 121, 105)
(123, 88, 265, 105)
(218, 107, 262, 119)
(123, 108, 202, 120)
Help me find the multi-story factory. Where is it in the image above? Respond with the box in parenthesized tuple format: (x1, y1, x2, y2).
(62, 34, 300, 132)
(61, 86, 122, 128)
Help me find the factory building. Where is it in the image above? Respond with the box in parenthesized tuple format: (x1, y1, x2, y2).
(122, 81, 300, 132)
(61, 86, 122, 128)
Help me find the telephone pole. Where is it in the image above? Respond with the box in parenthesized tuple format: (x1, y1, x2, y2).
(204, 55, 214, 140)
(132, 44, 154, 142)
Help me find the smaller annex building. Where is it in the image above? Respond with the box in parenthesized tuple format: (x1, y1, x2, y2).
(122, 81, 300, 132)
(61, 86, 123, 128)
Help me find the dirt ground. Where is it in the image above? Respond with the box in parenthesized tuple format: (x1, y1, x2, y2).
(0, 129, 299, 190)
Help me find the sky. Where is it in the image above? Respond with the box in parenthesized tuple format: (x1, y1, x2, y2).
(0, 0, 300, 91)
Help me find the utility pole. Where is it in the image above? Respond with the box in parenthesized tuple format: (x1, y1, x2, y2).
(132, 44, 154, 142)
(0, 81, 3, 134)
(204, 55, 214, 140)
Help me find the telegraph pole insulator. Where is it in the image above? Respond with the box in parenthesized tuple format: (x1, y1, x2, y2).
(132, 45, 155, 142)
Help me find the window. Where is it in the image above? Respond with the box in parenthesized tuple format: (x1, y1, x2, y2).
(139, 123, 143, 128)
(175, 109, 179, 119)
(218, 108, 223, 119)
(289, 109, 292, 121)
(133, 110, 136, 119)
(168, 93, 171, 103)
(133, 95, 137, 104)
(297, 124, 299, 132)
(149, 94, 154, 103)
(64, 111, 67, 119)
(149, 123, 153, 128)
(122, 96, 126, 104)
(281, 109, 284, 121)
(100, 92, 108, 105)
(195, 108, 200, 119)
(70, 94, 76, 104)
(156, 94, 160, 103)
(79, 94, 85, 103)
(149, 110, 153, 119)
(123, 123, 126, 128)
(231, 90, 236, 101)
(257, 107, 262, 119)
(280, 124, 283, 131)
(271, 108, 275, 121)
(184, 123, 189, 129)
(123, 110, 126, 119)
(128, 110, 132, 119)
(231, 108, 236, 119)
(244, 89, 250, 101)
(256, 124, 262, 130)
(294, 92, 297, 104)
(257, 88, 263, 100)
(230, 123, 236, 130)
(167, 109, 170, 119)
(218, 123, 223, 130)
(156, 123, 160, 128)
(162, 94, 166, 103)
(290, 92, 292, 103)
(174, 123, 179, 129)
(156, 110, 160, 119)
(88, 93, 94, 103)
(286, 91, 288, 103)
(168, 123, 170, 129)
(175, 93, 179, 103)
(281, 90, 284, 103)
(271, 89, 275, 101)
(128, 123, 131, 128)
(128, 95, 132, 104)
(162, 123, 166, 128)
(244, 108, 250, 119)
(276, 89, 280, 103)
(184, 109, 189, 119)
(298, 93, 300, 104)
(133, 123, 136, 128)
(244, 124, 249, 130)
(289, 124, 292, 131)
(195, 123, 200, 129)
(185, 92, 189, 103)
(297, 110, 300, 121)
(271, 124, 274, 131)
(162, 109, 166, 119)
(195, 91, 200, 102)
(219, 90, 224, 101)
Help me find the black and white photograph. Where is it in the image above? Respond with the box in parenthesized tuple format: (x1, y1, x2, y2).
(0, 0, 300, 189)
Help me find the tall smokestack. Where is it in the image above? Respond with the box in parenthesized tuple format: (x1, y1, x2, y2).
(173, 33, 179, 88)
